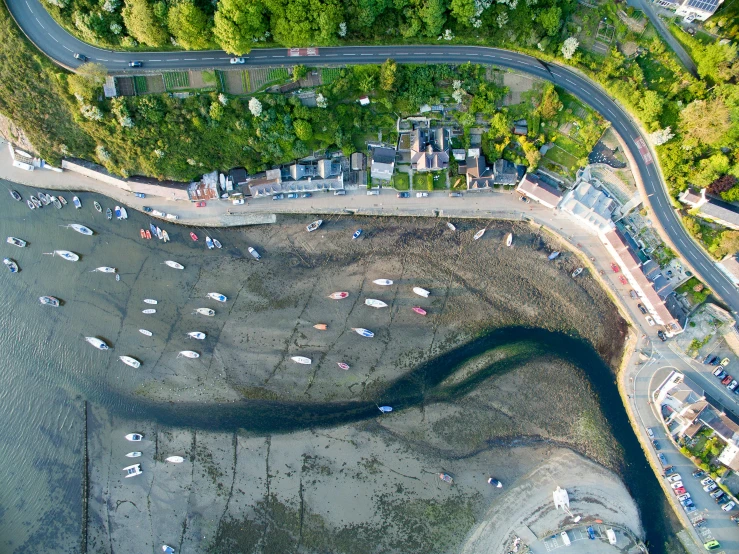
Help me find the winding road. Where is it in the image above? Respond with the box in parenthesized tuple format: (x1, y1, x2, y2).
(7, 0, 739, 317)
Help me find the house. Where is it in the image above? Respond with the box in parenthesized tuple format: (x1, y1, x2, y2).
(228, 168, 248, 187)
(410, 128, 449, 172)
(718, 254, 739, 287)
(452, 149, 466, 162)
(560, 179, 618, 235)
(516, 173, 563, 209)
(358, 96, 370, 106)
(464, 156, 519, 189)
(653, 0, 722, 21)
(679, 188, 739, 230)
(513, 120, 528, 136)
(247, 160, 345, 197)
(370, 147, 396, 181)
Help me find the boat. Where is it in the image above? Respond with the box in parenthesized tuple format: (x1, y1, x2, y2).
(439, 473, 453, 484)
(291, 356, 312, 365)
(38, 193, 50, 206)
(123, 464, 142, 478)
(39, 296, 60, 307)
(338, 362, 350, 370)
(352, 229, 363, 240)
(373, 279, 393, 286)
(162, 230, 169, 243)
(412, 307, 427, 316)
(51, 196, 62, 209)
(313, 324, 328, 330)
(114, 206, 121, 219)
(163, 261, 184, 269)
(115, 274, 120, 282)
(92, 266, 116, 273)
(352, 328, 374, 338)
(149, 223, 157, 236)
(125, 452, 142, 458)
(6, 237, 27, 247)
(248, 247, 261, 260)
(125, 433, 143, 441)
(139, 329, 153, 337)
(145, 230, 152, 240)
(142, 309, 156, 314)
(187, 332, 206, 340)
(190, 232, 198, 242)
(365, 299, 388, 308)
(85, 337, 110, 350)
(178, 351, 200, 359)
(306, 220, 323, 232)
(27, 200, 35, 210)
(72, 196, 81, 209)
(378, 406, 393, 413)
(205, 236, 214, 250)
(194, 308, 215, 316)
(474, 229, 485, 240)
(94, 201, 102, 212)
(44, 250, 79, 261)
(548, 251, 560, 261)
(328, 292, 349, 300)
(3, 258, 19, 273)
(119, 356, 141, 368)
(506, 233, 513, 247)
(143, 299, 158, 304)
(213, 239, 222, 249)
(63, 223, 93, 236)
(119, 207, 128, 219)
(106, 208, 112, 220)
(166, 456, 185, 463)
(156, 227, 163, 240)
(487, 477, 503, 488)
(9, 189, 21, 201)
(30, 196, 41, 208)
(58, 195, 67, 206)
(413, 287, 430, 298)
(207, 292, 227, 302)
(162, 546, 175, 554)
(572, 267, 583, 278)
(446, 222, 456, 232)
(140, 229, 146, 239)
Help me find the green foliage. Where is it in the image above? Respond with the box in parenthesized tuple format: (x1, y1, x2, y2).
(380, 59, 397, 92)
(638, 90, 663, 129)
(133, 76, 148, 93)
(321, 68, 341, 85)
(168, 1, 212, 50)
(121, 0, 168, 46)
(213, 0, 268, 55)
(418, 0, 447, 37)
(537, 83, 562, 119)
(537, 6, 562, 37)
(267, 67, 289, 81)
(293, 119, 313, 141)
(265, 0, 343, 45)
(162, 71, 189, 89)
(292, 65, 307, 82)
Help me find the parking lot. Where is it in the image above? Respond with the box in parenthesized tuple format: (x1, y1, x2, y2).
(533, 525, 635, 553)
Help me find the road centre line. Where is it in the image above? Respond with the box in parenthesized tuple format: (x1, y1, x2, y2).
(35, 17, 44, 28)
(50, 35, 58, 42)
(325, 54, 339, 57)
(270, 55, 285, 58)
(184, 58, 196, 61)
(565, 78, 576, 85)
(343, 54, 356, 56)
(500, 56, 513, 60)
(255, 56, 267, 58)
(202, 57, 214, 60)
(149, 59, 161, 61)
(361, 54, 372, 56)
(62, 45, 72, 51)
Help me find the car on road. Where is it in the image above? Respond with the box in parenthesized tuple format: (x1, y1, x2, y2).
(638, 304, 648, 315)
(128, 61, 142, 67)
(449, 192, 463, 198)
(416, 192, 429, 198)
(668, 474, 682, 483)
(74, 53, 87, 62)
(652, 439, 660, 450)
(397, 192, 410, 198)
(519, 195, 530, 203)
(657, 330, 667, 341)
(704, 483, 718, 492)
(142, 206, 153, 213)
(230, 57, 246, 64)
(729, 380, 738, 391)
(367, 190, 379, 196)
(611, 263, 620, 273)
(195, 201, 206, 208)
(272, 194, 284, 201)
(722, 358, 730, 366)
(232, 198, 244, 205)
(723, 501, 736, 512)
(722, 375, 732, 385)
(646, 316, 656, 326)
(701, 477, 715, 486)
(334, 190, 346, 196)
(287, 193, 298, 199)
(302, 193, 312, 198)
(658, 453, 668, 465)
(703, 540, 720, 550)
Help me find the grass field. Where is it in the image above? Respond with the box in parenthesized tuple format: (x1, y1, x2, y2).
(133, 76, 147, 94)
(241, 71, 250, 93)
(321, 68, 342, 85)
(162, 72, 189, 90)
(267, 68, 289, 81)
(544, 145, 578, 169)
(391, 172, 409, 190)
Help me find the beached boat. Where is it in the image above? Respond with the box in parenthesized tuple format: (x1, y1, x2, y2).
(473, 229, 485, 240)
(139, 329, 153, 337)
(207, 292, 227, 302)
(123, 464, 142, 478)
(72, 196, 81, 209)
(194, 308, 215, 317)
(143, 299, 158, 304)
(145, 230, 152, 240)
(338, 362, 350, 370)
(162, 230, 169, 242)
(26, 200, 35, 210)
(439, 473, 453, 484)
(413, 287, 430, 298)
(248, 247, 261, 260)
(306, 220, 323, 232)
(156, 227, 163, 240)
(85, 336, 110, 350)
(205, 236, 214, 250)
(119, 207, 128, 220)
(39, 296, 60, 307)
(162, 546, 175, 554)
(9, 189, 21, 201)
(30, 196, 41, 208)
(352, 328, 374, 338)
(412, 307, 427, 316)
(51, 196, 62, 209)
(373, 279, 393, 286)
(187, 332, 206, 340)
(3, 258, 18, 273)
(106, 208, 112, 220)
(190, 232, 198, 242)
(125, 452, 142, 458)
(92, 266, 116, 273)
(213, 238, 222, 249)
(378, 406, 393, 413)
(94, 201, 102, 213)
(328, 292, 349, 300)
(38, 193, 50, 206)
(63, 223, 93, 236)
(166, 456, 185, 463)
(178, 351, 200, 359)
(572, 267, 583, 278)
(446, 222, 456, 232)
(313, 324, 328, 330)
(140, 229, 146, 239)
(6, 237, 26, 247)
(548, 251, 560, 261)
(365, 299, 388, 308)
(115, 274, 120, 282)
(487, 477, 503, 488)
(163, 260, 184, 269)
(44, 250, 79, 261)
(149, 223, 157, 238)
(114, 206, 121, 219)
(352, 229, 363, 240)
(142, 309, 156, 314)
(125, 433, 143, 441)
(58, 195, 67, 206)
(291, 356, 312, 365)
(506, 233, 513, 247)
(119, 356, 141, 368)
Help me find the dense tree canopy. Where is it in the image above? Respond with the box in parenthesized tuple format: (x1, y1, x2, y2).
(168, 1, 212, 50)
(121, 0, 168, 46)
(213, 0, 268, 54)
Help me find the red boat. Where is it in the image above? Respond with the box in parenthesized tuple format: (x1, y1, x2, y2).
(328, 292, 349, 300)
(145, 230, 152, 240)
(412, 307, 427, 316)
(338, 362, 350, 370)
(140, 229, 146, 239)
(190, 232, 198, 241)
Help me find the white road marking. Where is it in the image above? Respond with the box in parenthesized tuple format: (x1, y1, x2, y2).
(270, 55, 285, 58)
(397, 52, 409, 55)
(343, 54, 356, 56)
(360, 54, 372, 56)
(255, 56, 267, 58)
(218, 57, 230, 59)
(325, 54, 339, 57)
(184, 58, 196, 61)
(149, 59, 161, 61)
(647, 193, 654, 197)
(98, 58, 108, 62)
(500, 56, 513, 60)
(565, 78, 576, 85)
(50, 35, 58, 42)
(63, 45, 72, 51)
(35, 17, 44, 28)
(169, 59, 180, 61)
(202, 57, 214, 60)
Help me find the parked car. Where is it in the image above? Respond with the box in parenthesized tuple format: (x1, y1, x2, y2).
(710, 355, 720, 365)
(728, 380, 738, 391)
(232, 198, 244, 205)
(670, 481, 684, 489)
(629, 290, 638, 299)
(449, 192, 463, 197)
(713, 492, 726, 502)
(684, 505, 697, 513)
(704, 483, 718, 492)
(723, 501, 736, 512)
(416, 192, 429, 198)
(704, 353, 713, 363)
(611, 263, 620, 273)
(722, 375, 733, 385)
(134, 192, 145, 198)
(73, 53, 87, 62)
(287, 193, 298, 199)
(519, 195, 530, 203)
(668, 474, 682, 483)
(692, 469, 705, 478)
(647, 427, 655, 438)
(658, 453, 668, 465)
(367, 190, 379, 196)
(665, 466, 676, 476)
(674, 487, 687, 495)
(657, 330, 667, 342)
(302, 193, 312, 198)
(142, 206, 153, 213)
(334, 190, 346, 196)
(638, 304, 648, 315)
(230, 57, 246, 64)
(646, 316, 656, 326)
(397, 192, 410, 198)
(652, 439, 660, 450)
(195, 201, 206, 208)
(716, 370, 727, 380)
(272, 194, 284, 201)
(128, 61, 142, 67)
(681, 498, 694, 507)
(722, 358, 730, 366)
(701, 477, 715, 486)
(714, 367, 725, 377)
(678, 493, 691, 501)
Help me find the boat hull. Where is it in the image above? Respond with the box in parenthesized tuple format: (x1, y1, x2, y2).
(291, 356, 312, 365)
(413, 287, 430, 298)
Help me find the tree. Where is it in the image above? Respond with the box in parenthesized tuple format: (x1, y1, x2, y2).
(538, 83, 562, 119)
(292, 65, 307, 82)
(68, 62, 108, 102)
(696, 41, 738, 83)
(538, 6, 561, 37)
(294, 119, 313, 141)
(638, 90, 663, 126)
(693, 153, 730, 187)
(213, 0, 268, 55)
(380, 59, 397, 92)
(709, 174, 738, 195)
(450, 0, 475, 24)
(168, 1, 211, 50)
(418, 0, 447, 37)
(647, 127, 674, 146)
(488, 111, 512, 140)
(680, 98, 731, 148)
(121, 0, 168, 46)
(249, 97, 263, 117)
(519, 137, 541, 168)
(561, 37, 579, 60)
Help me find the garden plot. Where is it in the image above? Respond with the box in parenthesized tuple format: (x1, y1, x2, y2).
(115, 77, 135, 97)
(163, 72, 189, 90)
(224, 70, 243, 94)
(501, 72, 540, 106)
(145, 75, 165, 94)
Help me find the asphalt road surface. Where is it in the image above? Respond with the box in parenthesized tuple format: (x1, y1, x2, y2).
(8, 0, 739, 317)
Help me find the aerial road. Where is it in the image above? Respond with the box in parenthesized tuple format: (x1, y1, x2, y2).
(6, 0, 739, 316)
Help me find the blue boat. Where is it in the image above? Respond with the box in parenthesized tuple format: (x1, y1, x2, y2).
(352, 327, 374, 338)
(548, 251, 560, 261)
(378, 406, 392, 413)
(149, 223, 157, 237)
(114, 206, 122, 219)
(352, 229, 362, 240)
(587, 526, 595, 540)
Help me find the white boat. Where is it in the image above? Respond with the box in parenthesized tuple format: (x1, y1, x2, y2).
(119, 207, 128, 220)
(306, 220, 323, 232)
(58, 195, 67, 206)
(248, 247, 261, 260)
(506, 233, 513, 247)
(548, 251, 560, 261)
(413, 287, 430, 298)
(165, 456, 185, 463)
(446, 222, 456, 231)
(162, 230, 169, 243)
(178, 351, 200, 359)
(205, 236, 214, 250)
(123, 464, 142, 478)
(142, 309, 156, 314)
(487, 477, 503, 488)
(194, 308, 215, 316)
(85, 337, 110, 350)
(378, 406, 393, 413)
(126, 451, 142, 458)
(162, 546, 175, 554)
(92, 266, 116, 273)
(143, 299, 158, 305)
(6, 237, 26, 247)
(474, 229, 485, 240)
(139, 329, 153, 337)
(373, 279, 393, 286)
(72, 196, 81, 209)
(39, 296, 60, 307)
(3, 258, 19, 273)
(125, 433, 143, 441)
(119, 356, 141, 368)
(156, 227, 163, 240)
(213, 239, 222, 249)
(352, 328, 375, 338)
(44, 250, 79, 261)
(164, 261, 184, 269)
(187, 332, 206, 340)
(572, 267, 583, 278)
(63, 223, 93, 236)
(51, 196, 62, 209)
(94, 201, 102, 212)
(365, 299, 388, 308)
(291, 356, 312, 364)
(207, 292, 227, 302)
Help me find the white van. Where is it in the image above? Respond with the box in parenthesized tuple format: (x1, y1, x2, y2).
(561, 531, 571, 546)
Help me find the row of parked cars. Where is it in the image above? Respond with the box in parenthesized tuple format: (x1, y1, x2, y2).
(665, 468, 736, 514)
(708, 357, 737, 393)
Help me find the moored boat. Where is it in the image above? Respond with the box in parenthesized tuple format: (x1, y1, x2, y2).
(114, 206, 121, 219)
(39, 296, 60, 307)
(352, 328, 374, 338)
(123, 464, 143, 478)
(94, 201, 102, 212)
(207, 292, 227, 302)
(30, 196, 41, 208)
(119, 207, 128, 219)
(162, 230, 169, 242)
(338, 362, 350, 370)
(156, 227, 163, 240)
(412, 307, 427, 316)
(313, 324, 328, 330)
(58, 195, 67, 206)
(149, 223, 157, 237)
(506, 233, 513, 247)
(373, 279, 393, 286)
(142, 309, 156, 314)
(85, 336, 109, 350)
(213, 238, 222, 249)
(125, 433, 143, 441)
(6, 237, 26, 247)
(178, 351, 200, 359)
(306, 219, 322, 232)
(38, 193, 50, 205)
(72, 196, 81, 209)
(413, 287, 430, 298)
(187, 331, 206, 340)
(205, 236, 214, 249)
(291, 356, 312, 364)
(165, 456, 185, 463)
(139, 329, 153, 337)
(487, 477, 503, 488)
(378, 406, 393, 413)
(51, 196, 62, 209)
(352, 229, 362, 240)
(162, 546, 175, 554)
(548, 251, 560, 261)
(163, 260, 184, 269)
(365, 299, 388, 308)
(3, 258, 19, 273)
(9, 189, 21, 201)
(140, 229, 146, 239)
(572, 267, 583, 278)
(439, 473, 453, 484)
(106, 208, 112, 220)
(119, 356, 141, 368)
(92, 266, 116, 273)
(190, 232, 198, 242)
(126, 452, 142, 458)
(44, 250, 79, 261)
(26, 200, 35, 210)
(248, 247, 261, 260)
(145, 230, 152, 240)
(446, 222, 456, 231)
(328, 292, 349, 300)
(474, 229, 485, 240)
(194, 308, 215, 316)
(143, 299, 158, 304)
(63, 223, 93, 236)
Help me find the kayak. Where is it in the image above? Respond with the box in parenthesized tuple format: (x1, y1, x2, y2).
(190, 232, 198, 242)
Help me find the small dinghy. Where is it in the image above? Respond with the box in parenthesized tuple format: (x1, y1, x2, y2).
(114, 206, 121, 219)
(94, 201, 102, 213)
(306, 220, 322, 232)
(474, 229, 485, 240)
(413, 287, 430, 298)
(58, 195, 67, 206)
(142, 309, 156, 314)
(194, 308, 215, 316)
(30, 196, 41, 208)
(338, 362, 350, 370)
(506, 233, 513, 247)
(213, 238, 222, 249)
(572, 267, 583, 278)
(44, 250, 79, 261)
(145, 230, 152, 240)
(187, 332, 206, 340)
(139, 329, 153, 337)
(149, 223, 157, 237)
(27, 200, 35, 210)
(6, 237, 26, 247)
(119, 207, 128, 220)
(3, 258, 19, 273)
(328, 292, 349, 300)
(365, 299, 388, 308)
(352, 229, 363, 240)
(115, 274, 120, 282)
(51, 196, 62, 209)
(92, 266, 116, 273)
(85, 337, 109, 350)
(39, 296, 60, 307)
(412, 307, 427, 316)
(119, 356, 141, 368)
(156, 227, 163, 240)
(178, 351, 200, 359)
(162, 546, 175, 554)
(140, 229, 146, 239)
(248, 247, 261, 260)
(190, 232, 198, 242)
(9, 189, 21, 201)
(126, 452, 142, 458)
(313, 324, 328, 330)
(38, 193, 50, 206)
(487, 477, 503, 488)
(143, 299, 158, 304)
(63, 223, 93, 236)
(446, 222, 456, 231)
(548, 251, 560, 261)
(125, 433, 143, 441)
(166, 456, 185, 463)
(207, 292, 227, 302)
(291, 356, 312, 365)
(163, 260, 184, 269)
(162, 230, 169, 242)
(439, 473, 453, 484)
(106, 208, 112, 220)
(352, 328, 374, 338)
(205, 236, 214, 250)
(123, 464, 143, 478)
(373, 279, 393, 286)
(72, 196, 81, 209)
(378, 406, 393, 413)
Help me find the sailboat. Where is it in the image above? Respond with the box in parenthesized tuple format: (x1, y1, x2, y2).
(94, 201, 102, 212)
(572, 267, 583, 278)
(413, 287, 430, 298)
(378, 406, 393, 413)
(163, 261, 184, 269)
(72, 196, 81, 209)
(162, 230, 169, 242)
(9, 189, 21, 201)
(92, 266, 116, 273)
(364, 299, 387, 308)
(487, 477, 503, 488)
(328, 292, 349, 300)
(62, 223, 94, 236)
(6, 237, 27, 247)
(373, 279, 393, 286)
(114, 206, 121, 219)
(51, 196, 62, 209)
(119, 356, 141, 368)
(207, 292, 227, 302)
(44, 250, 79, 261)
(194, 308, 215, 316)
(3, 258, 18, 273)
(178, 351, 200, 359)
(85, 337, 110, 350)
(213, 239, 222, 249)
(291, 356, 312, 365)
(187, 332, 206, 340)
(352, 328, 374, 338)
(474, 229, 485, 240)
(27, 200, 35, 210)
(506, 233, 513, 247)
(142, 309, 156, 314)
(39, 296, 60, 307)
(119, 207, 128, 219)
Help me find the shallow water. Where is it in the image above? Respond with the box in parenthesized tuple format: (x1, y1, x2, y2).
(0, 181, 675, 552)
